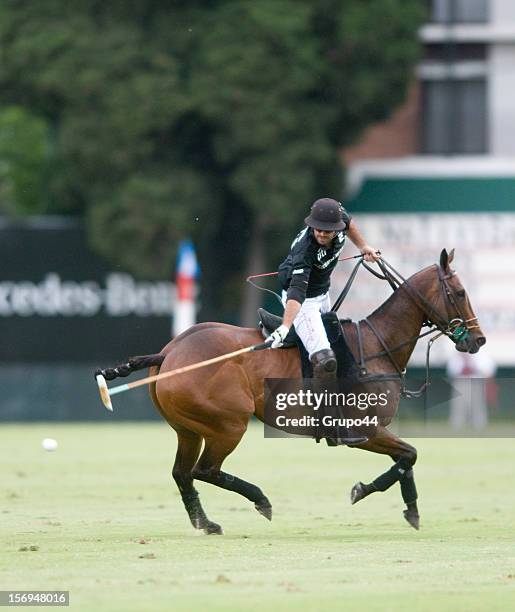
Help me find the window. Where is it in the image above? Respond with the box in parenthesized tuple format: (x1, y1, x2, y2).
(429, 0, 488, 24)
(424, 43, 486, 62)
(421, 78, 487, 154)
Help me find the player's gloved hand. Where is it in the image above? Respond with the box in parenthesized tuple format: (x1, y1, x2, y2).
(267, 324, 289, 349)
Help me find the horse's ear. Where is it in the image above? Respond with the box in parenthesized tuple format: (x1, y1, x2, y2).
(440, 248, 450, 272)
(448, 248, 455, 265)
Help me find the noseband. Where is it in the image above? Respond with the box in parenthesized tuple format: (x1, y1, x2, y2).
(434, 266, 480, 343)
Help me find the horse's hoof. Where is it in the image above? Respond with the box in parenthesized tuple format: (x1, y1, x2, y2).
(255, 500, 272, 521)
(403, 509, 420, 530)
(204, 523, 224, 535)
(350, 482, 367, 505)
(203, 522, 224, 535)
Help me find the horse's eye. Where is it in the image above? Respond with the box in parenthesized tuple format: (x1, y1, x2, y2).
(457, 290, 465, 298)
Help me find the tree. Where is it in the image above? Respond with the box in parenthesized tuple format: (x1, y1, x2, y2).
(0, 106, 52, 215)
(0, 0, 425, 322)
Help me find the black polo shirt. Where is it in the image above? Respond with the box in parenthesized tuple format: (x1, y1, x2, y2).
(278, 219, 351, 304)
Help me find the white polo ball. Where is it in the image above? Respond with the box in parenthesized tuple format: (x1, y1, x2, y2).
(42, 438, 58, 451)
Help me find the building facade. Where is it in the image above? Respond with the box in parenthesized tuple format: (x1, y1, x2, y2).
(338, 0, 515, 368)
(344, 0, 515, 162)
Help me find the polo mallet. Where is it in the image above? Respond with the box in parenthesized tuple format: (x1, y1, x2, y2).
(96, 340, 271, 411)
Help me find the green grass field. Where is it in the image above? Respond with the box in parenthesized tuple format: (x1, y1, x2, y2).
(2, 422, 515, 611)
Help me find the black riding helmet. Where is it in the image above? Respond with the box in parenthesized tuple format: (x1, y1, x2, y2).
(304, 198, 348, 231)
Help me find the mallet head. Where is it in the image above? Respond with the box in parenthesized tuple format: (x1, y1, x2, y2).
(96, 374, 113, 411)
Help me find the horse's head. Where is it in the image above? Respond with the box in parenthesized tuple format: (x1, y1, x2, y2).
(432, 248, 486, 354)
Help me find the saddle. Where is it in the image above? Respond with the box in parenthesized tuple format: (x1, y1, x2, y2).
(258, 308, 357, 379)
(258, 308, 369, 445)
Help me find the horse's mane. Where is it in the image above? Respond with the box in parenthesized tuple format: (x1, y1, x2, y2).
(366, 263, 437, 320)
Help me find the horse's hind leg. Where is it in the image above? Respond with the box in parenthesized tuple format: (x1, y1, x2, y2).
(349, 426, 420, 530)
(192, 434, 273, 524)
(172, 430, 223, 535)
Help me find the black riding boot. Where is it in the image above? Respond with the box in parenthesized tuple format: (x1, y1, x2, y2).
(311, 349, 337, 444)
(310, 348, 367, 447)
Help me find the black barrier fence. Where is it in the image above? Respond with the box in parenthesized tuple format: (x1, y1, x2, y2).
(0, 218, 175, 363)
(0, 217, 176, 421)
(0, 364, 159, 421)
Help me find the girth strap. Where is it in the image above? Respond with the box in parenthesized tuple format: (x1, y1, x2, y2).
(354, 321, 367, 376)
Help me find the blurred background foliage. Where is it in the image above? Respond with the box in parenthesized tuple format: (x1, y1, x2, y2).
(0, 0, 425, 322)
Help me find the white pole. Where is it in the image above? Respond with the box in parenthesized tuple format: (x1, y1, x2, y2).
(173, 239, 198, 337)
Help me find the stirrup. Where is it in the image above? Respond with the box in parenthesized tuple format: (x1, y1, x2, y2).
(310, 348, 337, 379)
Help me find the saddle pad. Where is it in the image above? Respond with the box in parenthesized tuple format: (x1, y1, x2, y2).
(297, 312, 357, 379)
(258, 308, 357, 379)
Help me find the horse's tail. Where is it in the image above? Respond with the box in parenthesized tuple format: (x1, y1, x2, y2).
(94, 354, 165, 382)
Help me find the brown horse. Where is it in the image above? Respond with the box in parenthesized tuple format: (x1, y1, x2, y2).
(98, 249, 485, 534)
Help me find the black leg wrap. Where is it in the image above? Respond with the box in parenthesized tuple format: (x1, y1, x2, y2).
(181, 489, 222, 533)
(214, 471, 267, 505)
(399, 468, 418, 505)
(193, 469, 272, 520)
(402, 473, 420, 530)
(372, 457, 413, 492)
(181, 489, 208, 527)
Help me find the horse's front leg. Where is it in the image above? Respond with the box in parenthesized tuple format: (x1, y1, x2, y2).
(349, 426, 420, 530)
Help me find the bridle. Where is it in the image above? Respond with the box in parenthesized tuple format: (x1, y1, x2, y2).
(339, 256, 482, 400)
(369, 258, 481, 345)
(433, 265, 480, 343)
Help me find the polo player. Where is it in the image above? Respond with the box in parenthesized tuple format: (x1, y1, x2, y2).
(268, 198, 380, 378)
